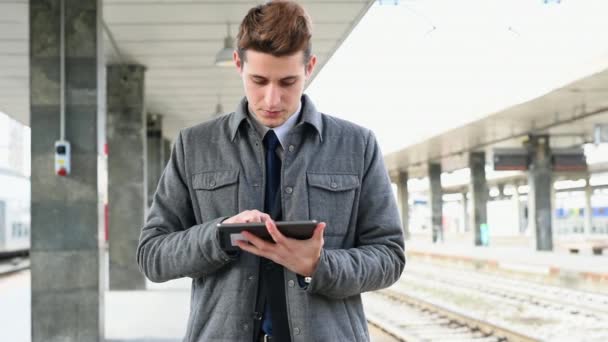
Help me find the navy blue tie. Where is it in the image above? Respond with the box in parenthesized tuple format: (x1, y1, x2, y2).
(264, 130, 282, 219)
(260, 130, 290, 341)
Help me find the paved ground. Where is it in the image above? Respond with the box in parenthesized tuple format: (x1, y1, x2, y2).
(5, 234, 606, 341)
(0, 270, 397, 342)
(406, 233, 608, 294)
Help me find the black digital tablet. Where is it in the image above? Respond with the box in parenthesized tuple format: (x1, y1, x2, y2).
(217, 220, 318, 252)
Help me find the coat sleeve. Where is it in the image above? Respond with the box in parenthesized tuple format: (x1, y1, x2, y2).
(136, 130, 236, 283)
(307, 130, 406, 298)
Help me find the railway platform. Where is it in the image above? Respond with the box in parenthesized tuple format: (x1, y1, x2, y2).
(406, 233, 608, 294)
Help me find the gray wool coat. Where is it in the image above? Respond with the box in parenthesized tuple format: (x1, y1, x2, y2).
(136, 94, 406, 342)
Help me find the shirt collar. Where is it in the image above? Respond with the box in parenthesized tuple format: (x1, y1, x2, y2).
(248, 102, 301, 148)
(229, 94, 323, 142)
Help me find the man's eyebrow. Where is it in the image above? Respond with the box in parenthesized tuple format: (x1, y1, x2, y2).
(250, 74, 299, 81)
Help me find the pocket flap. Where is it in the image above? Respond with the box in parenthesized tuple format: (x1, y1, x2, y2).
(193, 170, 239, 190)
(307, 173, 360, 191)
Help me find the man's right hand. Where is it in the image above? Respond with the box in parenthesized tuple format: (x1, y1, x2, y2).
(222, 210, 272, 224)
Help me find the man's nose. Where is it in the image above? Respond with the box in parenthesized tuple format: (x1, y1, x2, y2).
(264, 85, 281, 108)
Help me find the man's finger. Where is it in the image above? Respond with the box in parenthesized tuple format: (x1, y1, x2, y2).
(241, 230, 267, 247)
(236, 240, 263, 256)
(266, 220, 286, 244)
(242, 230, 274, 251)
(260, 213, 272, 222)
(237, 235, 276, 261)
(251, 210, 263, 222)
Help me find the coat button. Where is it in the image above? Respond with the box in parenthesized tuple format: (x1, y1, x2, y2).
(248, 275, 255, 281)
(285, 187, 293, 194)
(288, 145, 295, 152)
(330, 182, 338, 189)
(210, 180, 216, 187)
(294, 327, 301, 335)
(288, 280, 295, 287)
(243, 323, 249, 331)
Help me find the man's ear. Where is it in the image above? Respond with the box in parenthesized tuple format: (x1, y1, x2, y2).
(233, 50, 243, 74)
(305, 54, 317, 79)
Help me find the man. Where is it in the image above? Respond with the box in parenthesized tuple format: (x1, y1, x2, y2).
(136, 1, 405, 341)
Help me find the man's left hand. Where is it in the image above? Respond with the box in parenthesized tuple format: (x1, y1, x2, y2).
(236, 220, 326, 277)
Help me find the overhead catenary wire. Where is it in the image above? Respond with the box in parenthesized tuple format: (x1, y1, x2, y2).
(60, 0, 65, 141)
(102, 19, 126, 64)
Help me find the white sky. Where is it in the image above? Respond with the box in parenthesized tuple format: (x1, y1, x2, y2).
(307, 0, 608, 155)
(0, 110, 30, 177)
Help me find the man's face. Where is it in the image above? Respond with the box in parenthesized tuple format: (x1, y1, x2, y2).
(234, 49, 317, 128)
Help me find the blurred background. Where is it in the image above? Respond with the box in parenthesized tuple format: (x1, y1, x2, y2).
(1, 0, 608, 341)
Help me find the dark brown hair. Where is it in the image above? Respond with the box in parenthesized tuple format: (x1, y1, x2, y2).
(237, 0, 312, 63)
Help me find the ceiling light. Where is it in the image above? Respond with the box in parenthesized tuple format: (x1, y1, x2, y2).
(215, 23, 235, 67)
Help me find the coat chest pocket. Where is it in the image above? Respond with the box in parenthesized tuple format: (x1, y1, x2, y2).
(192, 170, 239, 222)
(307, 172, 360, 236)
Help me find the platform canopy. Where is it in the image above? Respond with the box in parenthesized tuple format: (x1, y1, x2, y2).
(385, 67, 608, 178)
(0, 0, 374, 140)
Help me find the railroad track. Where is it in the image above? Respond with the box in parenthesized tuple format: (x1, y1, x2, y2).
(364, 289, 531, 341)
(370, 262, 608, 341)
(405, 262, 608, 321)
(0, 256, 30, 276)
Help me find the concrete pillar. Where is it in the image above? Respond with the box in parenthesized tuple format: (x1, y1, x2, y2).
(461, 192, 469, 233)
(0, 201, 5, 251)
(513, 184, 524, 234)
(30, 0, 104, 340)
(584, 175, 593, 235)
(469, 152, 488, 246)
(527, 135, 553, 251)
(526, 183, 534, 236)
(397, 171, 410, 240)
(162, 137, 172, 168)
(147, 113, 162, 207)
(107, 64, 147, 290)
(428, 163, 443, 243)
(497, 183, 505, 199)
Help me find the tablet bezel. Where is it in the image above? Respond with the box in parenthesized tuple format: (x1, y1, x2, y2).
(217, 220, 318, 252)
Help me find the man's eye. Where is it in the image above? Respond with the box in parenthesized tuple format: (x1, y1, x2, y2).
(281, 81, 296, 87)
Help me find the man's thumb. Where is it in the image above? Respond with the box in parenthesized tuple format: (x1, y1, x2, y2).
(314, 222, 326, 240)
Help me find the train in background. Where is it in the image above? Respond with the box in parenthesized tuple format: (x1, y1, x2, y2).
(554, 189, 608, 235)
(0, 170, 30, 257)
(406, 189, 608, 237)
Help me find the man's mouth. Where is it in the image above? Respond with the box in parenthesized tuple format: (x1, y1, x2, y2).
(263, 110, 282, 116)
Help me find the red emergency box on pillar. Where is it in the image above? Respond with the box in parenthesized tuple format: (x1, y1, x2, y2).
(55, 140, 71, 176)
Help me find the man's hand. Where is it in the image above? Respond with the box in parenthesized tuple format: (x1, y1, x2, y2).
(236, 220, 326, 277)
(223, 210, 272, 224)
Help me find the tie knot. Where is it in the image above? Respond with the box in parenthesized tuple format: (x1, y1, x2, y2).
(263, 130, 281, 150)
